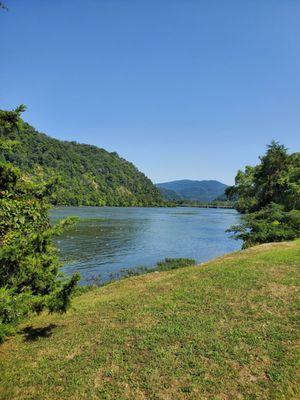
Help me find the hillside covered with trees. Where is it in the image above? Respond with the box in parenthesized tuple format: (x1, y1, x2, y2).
(0, 108, 164, 207)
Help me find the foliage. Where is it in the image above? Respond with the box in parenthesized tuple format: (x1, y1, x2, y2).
(87, 258, 196, 287)
(0, 107, 79, 342)
(226, 141, 300, 214)
(226, 141, 300, 247)
(229, 203, 300, 248)
(0, 108, 164, 207)
(155, 257, 196, 270)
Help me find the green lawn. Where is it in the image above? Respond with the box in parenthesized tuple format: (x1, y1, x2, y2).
(1, 240, 299, 400)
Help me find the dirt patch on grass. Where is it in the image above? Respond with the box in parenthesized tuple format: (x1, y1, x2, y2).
(265, 283, 298, 297)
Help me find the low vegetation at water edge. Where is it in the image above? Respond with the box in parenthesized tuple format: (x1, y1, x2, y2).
(85, 258, 197, 287)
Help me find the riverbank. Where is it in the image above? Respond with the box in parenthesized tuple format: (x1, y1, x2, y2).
(1, 240, 299, 399)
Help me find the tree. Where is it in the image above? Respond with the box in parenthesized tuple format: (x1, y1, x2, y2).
(226, 141, 300, 213)
(227, 142, 300, 248)
(0, 107, 79, 342)
(225, 166, 257, 213)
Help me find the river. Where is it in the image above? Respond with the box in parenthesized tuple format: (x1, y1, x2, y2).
(50, 206, 241, 284)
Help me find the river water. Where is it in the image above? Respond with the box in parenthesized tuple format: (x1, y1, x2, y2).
(50, 206, 241, 284)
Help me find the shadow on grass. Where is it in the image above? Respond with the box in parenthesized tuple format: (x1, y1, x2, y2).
(20, 324, 58, 342)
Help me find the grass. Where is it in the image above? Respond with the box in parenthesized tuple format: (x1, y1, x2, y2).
(0, 240, 299, 400)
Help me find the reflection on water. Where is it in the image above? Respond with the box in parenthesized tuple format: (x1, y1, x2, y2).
(50, 206, 241, 284)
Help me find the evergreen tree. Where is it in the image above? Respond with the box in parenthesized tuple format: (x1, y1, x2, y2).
(0, 107, 79, 342)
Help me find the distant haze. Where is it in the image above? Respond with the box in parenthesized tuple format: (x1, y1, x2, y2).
(156, 180, 228, 202)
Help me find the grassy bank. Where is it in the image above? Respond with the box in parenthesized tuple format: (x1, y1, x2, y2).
(1, 240, 299, 399)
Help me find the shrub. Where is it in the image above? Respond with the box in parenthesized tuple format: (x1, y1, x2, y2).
(228, 203, 300, 248)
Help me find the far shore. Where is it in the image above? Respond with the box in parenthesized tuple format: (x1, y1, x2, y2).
(179, 204, 234, 209)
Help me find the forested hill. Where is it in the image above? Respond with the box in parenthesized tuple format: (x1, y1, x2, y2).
(0, 118, 163, 206)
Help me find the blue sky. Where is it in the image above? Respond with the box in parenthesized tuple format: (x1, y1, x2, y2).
(1, 0, 299, 184)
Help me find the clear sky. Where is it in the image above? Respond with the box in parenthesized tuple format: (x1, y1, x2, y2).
(1, 0, 299, 184)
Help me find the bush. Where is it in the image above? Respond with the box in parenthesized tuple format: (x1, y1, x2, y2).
(228, 203, 300, 248)
(156, 258, 196, 271)
(90, 258, 197, 287)
(0, 288, 31, 342)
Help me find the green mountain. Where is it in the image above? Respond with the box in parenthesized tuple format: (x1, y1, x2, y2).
(156, 186, 181, 201)
(156, 179, 228, 202)
(0, 118, 164, 207)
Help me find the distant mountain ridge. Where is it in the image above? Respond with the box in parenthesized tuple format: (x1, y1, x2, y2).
(156, 179, 228, 202)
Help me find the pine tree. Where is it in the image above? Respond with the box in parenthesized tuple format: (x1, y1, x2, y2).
(0, 106, 79, 342)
